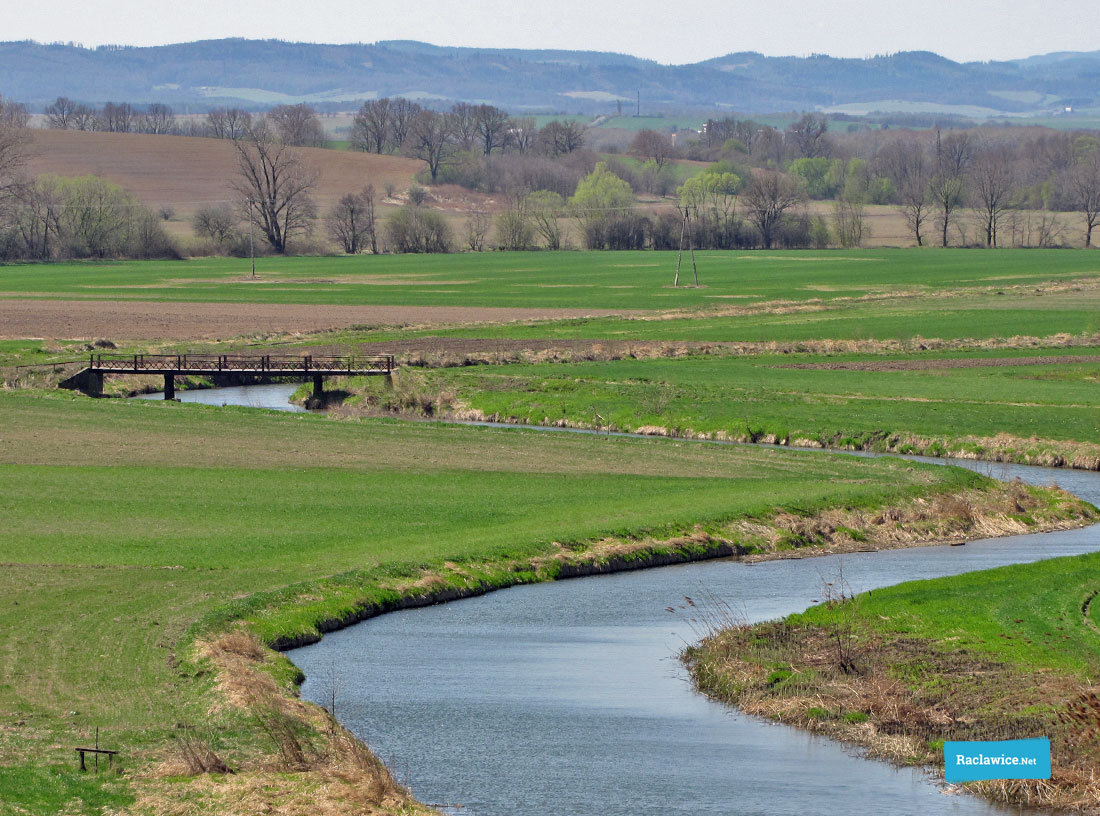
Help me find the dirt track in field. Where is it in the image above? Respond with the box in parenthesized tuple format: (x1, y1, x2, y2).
(0, 300, 641, 341)
(778, 355, 1100, 371)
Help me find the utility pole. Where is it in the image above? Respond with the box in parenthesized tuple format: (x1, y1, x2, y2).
(248, 197, 256, 278)
(636, 91, 640, 118)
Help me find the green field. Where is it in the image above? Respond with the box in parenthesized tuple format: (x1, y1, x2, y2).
(397, 349, 1100, 458)
(2, 250, 1098, 314)
(4, 247, 1100, 813)
(0, 389, 1004, 813)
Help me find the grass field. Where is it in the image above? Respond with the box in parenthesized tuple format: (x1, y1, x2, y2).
(686, 550, 1100, 809)
(2, 249, 1098, 313)
(392, 348, 1100, 459)
(4, 245, 1100, 813)
(1, 388, 1024, 814)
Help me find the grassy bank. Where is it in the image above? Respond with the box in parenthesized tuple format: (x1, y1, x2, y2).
(685, 551, 1100, 811)
(307, 347, 1100, 470)
(5, 390, 1084, 813)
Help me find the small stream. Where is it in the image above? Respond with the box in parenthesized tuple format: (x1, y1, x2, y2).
(147, 384, 1100, 815)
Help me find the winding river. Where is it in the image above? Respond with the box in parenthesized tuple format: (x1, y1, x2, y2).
(140, 384, 1100, 815)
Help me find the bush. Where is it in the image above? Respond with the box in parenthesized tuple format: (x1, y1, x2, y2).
(385, 206, 452, 253)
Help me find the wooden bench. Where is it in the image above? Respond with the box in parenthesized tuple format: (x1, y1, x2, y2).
(74, 746, 119, 772)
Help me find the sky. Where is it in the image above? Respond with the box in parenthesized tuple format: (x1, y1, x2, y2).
(7, 0, 1100, 65)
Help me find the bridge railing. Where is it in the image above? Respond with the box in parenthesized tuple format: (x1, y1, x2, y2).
(89, 353, 394, 374)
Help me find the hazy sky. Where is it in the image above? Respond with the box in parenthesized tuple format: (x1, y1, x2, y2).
(8, 0, 1100, 65)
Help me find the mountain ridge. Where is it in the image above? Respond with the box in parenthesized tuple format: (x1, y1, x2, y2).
(0, 38, 1097, 117)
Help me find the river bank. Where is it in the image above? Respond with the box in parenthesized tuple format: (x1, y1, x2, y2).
(685, 548, 1100, 813)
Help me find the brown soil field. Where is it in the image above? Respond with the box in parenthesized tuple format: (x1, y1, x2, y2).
(24, 130, 423, 225)
(0, 298, 640, 341)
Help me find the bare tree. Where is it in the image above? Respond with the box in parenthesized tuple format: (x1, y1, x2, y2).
(207, 108, 252, 140)
(71, 104, 97, 132)
(0, 96, 29, 197)
(138, 103, 176, 135)
(930, 130, 972, 247)
(10, 176, 62, 259)
(506, 117, 537, 154)
(1066, 154, 1100, 248)
(450, 102, 479, 151)
(405, 110, 456, 183)
(98, 102, 135, 133)
(350, 98, 393, 153)
(474, 104, 510, 156)
(0, 100, 29, 129)
(463, 211, 490, 251)
(327, 186, 377, 254)
(538, 120, 585, 156)
(231, 123, 318, 253)
(388, 98, 422, 149)
(629, 129, 675, 169)
(45, 97, 79, 129)
(527, 190, 565, 250)
(971, 143, 1016, 247)
(788, 113, 830, 159)
(267, 104, 325, 148)
(742, 170, 804, 248)
(878, 136, 930, 246)
(191, 204, 239, 245)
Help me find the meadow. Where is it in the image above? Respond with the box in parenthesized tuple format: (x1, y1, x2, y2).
(0, 387, 1020, 814)
(2, 246, 1100, 312)
(3, 245, 1100, 813)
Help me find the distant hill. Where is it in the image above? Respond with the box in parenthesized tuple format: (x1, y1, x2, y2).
(1, 39, 1099, 117)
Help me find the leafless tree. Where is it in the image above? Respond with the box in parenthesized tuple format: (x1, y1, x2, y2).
(538, 120, 585, 156)
(327, 186, 377, 254)
(71, 105, 97, 132)
(405, 110, 456, 182)
(1066, 154, 1100, 248)
(463, 211, 490, 251)
(878, 136, 930, 246)
(191, 204, 239, 245)
(0, 96, 29, 198)
(45, 97, 79, 129)
(350, 98, 393, 153)
(231, 123, 318, 253)
(10, 177, 62, 259)
(206, 107, 253, 140)
(788, 113, 830, 159)
(930, 130, 972, 247)
(629, 129, 675, 169)
(98, 102, 135, 133)
(388, 98, 422, 149)
(971, 142, 1016, 247)
(742, 170, 804, 248)
(137, 103, 176, 135)
(450, 102, 479, 151)
(527, 190, 565, 250)
(506, 117, 537, 154)
(267, 104, 325, 148)
(474, 104, 510, 156)
(0, 100, 29, 129)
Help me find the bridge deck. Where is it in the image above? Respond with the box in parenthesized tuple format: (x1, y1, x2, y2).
(87, 353, 394, 377)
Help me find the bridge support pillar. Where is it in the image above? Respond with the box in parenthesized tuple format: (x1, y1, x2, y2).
(163, 374, 175, 401)
(88, 371, 103, 397)
(312, 374, 324, 400)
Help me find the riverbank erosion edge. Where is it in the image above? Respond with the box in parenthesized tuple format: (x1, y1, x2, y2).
(684, 550, 1100, 813)
(165, 478, 1096, 814)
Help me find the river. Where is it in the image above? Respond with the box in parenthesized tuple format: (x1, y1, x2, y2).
(147, 384, 1099, 815)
